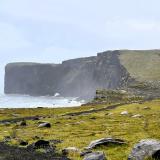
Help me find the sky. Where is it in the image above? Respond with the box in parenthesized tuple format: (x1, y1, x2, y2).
(0, 0, 160, 93)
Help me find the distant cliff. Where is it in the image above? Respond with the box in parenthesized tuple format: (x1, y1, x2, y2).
(4, 50, 160, 99)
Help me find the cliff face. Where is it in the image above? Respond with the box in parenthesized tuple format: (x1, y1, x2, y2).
(4, 51, 133, 99)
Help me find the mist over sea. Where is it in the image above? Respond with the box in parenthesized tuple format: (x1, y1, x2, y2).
(0, 65, 83, 108)
(0, 82, 83, 108)
(0, 93, 83, 108)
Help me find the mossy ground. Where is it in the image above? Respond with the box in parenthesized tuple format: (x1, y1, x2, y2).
(119, 50, 160, 81)
(0, 100, 160, 160)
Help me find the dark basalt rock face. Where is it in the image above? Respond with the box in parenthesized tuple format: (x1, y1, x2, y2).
(4, 51, 132, 99)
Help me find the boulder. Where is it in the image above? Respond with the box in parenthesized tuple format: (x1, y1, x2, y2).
(83, 151, 106, 160)
(128, 139, 160, 160)
(86, 137, 126, 149)
(38, 122, 51, 128)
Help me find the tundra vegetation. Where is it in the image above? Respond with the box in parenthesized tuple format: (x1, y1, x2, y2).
(0, 97, 160, 159)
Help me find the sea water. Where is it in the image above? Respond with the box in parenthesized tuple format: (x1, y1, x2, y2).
(0, 93, 84, 108)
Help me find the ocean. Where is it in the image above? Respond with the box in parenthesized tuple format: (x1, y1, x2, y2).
(0, 93, 84, 108)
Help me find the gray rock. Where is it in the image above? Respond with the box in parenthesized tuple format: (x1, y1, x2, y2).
(132, 114, 142, 118)
(128, 139, 160, 160)
(143, 106, 151, 110)
(3, 136, 11, 143)
(62, 147, 80, 155)
(121, 111, 128, 115)
(38, 122, 51, 128)
(86, 137, 126, 149)
(80, 150, 93, 157)
(83, 151, 106, 160)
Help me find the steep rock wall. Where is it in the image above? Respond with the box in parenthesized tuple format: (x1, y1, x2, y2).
(4, 51, 132, 99)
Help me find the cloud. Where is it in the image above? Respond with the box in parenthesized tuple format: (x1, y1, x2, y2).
(0, 22, 31, 49)
(43, 46, 94, 63)
(127, 20, 160, 32)
(0, 0, 93, 24)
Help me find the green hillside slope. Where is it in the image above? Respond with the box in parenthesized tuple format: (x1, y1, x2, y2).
(119, 50, 160, 81)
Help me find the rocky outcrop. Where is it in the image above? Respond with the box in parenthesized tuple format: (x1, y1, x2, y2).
(128, 139, 160, 160)
(4, 51, 132, 99)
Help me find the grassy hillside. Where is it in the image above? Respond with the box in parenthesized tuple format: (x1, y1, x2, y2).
(119, 50, 160, 81)
(0, 100, 160, 159)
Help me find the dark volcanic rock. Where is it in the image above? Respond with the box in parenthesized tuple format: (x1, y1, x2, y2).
(4, 51, 132, 99)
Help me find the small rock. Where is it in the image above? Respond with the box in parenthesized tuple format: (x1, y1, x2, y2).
(128, 139, 160, 160)
(83, 151, 106, 160)
(132, 114, 142, 118)
(11, 113, 19, 117)
(3, 136, 11, 142)
(86, 137, 126, 149)
(121, 111, 128, 115)
(143, 106, 151, 110)
(38, 122, 51, 128)
(34, 140, 50, 148)
(19, 140, 28, 146)
(62, 147, 80, 155)
(20, 120, 27, 126)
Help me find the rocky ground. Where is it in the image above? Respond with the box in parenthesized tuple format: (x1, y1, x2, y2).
(0, 99, 160, 159)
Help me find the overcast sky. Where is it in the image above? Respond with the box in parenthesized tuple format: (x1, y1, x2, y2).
(0, 0, 160, 93)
